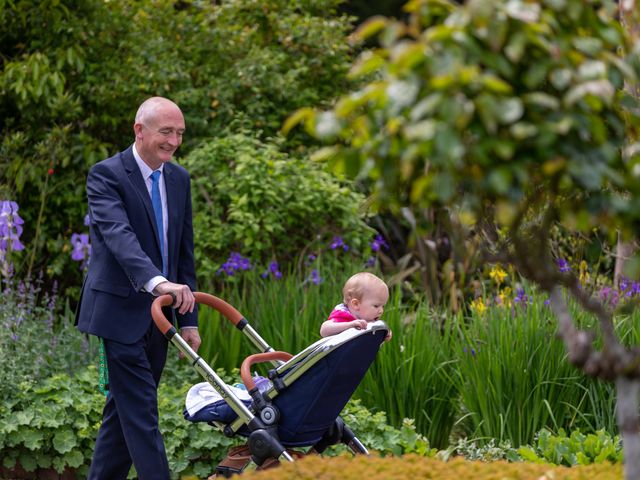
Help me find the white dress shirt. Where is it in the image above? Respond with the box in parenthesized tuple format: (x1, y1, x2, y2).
(133, 144, 168, 294)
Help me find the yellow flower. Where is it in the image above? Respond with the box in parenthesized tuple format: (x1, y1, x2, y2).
(470, 297, 487, 315)
(496, 287, 512, 308)
(579, 260, 590, 285)
(489, 265, 507, 286)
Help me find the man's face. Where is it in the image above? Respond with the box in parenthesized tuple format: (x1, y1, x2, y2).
(134, 103, 185, 170)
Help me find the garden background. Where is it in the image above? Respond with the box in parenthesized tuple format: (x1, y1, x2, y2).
(2, 0, 640, 479)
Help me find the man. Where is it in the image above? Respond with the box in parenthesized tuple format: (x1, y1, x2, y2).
(76, 96, 201, 480)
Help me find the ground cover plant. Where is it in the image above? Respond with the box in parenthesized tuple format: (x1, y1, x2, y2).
(0, 363, 430, 480)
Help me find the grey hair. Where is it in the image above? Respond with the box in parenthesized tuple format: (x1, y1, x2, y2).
(134, 97, 178, 125)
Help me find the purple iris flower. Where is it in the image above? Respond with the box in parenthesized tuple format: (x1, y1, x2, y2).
(330, 236, 349, 252)
(309, 269, 322, 285)
(269, 261, 282, 279)
(261, 261, 283, 279)
(218, 252, 252, 276)
(557, 259, 571, 273)
(84, 214, 91, 226)
(514, 288, 530, 307)
(620, 278, 629, 292)
(71, 233, 92, 270)
(0, 200, 25, 256)
(599, 287, 620, 307)
(371, 234, 389, 252)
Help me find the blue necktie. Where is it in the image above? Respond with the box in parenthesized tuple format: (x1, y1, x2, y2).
(150, 170, 166, 275)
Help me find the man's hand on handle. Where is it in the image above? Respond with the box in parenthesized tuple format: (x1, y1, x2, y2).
(179, 328, 201, 358)
(153, 281, 196, 315)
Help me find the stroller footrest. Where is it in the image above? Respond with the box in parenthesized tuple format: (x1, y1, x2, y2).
(215, 445, 253, 478)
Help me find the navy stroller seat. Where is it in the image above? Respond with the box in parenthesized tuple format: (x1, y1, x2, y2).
(272, 327, 385, 446)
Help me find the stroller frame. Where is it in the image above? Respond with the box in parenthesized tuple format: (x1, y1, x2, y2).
(151, 292, 386, 474)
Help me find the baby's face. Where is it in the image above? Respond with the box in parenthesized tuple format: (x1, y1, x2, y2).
(352, 283, 389, 322)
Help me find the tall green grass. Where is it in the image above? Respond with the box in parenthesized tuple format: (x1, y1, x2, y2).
(193, 267, 624, 449)
(454, 296, 586, 447)
(356, 289, 459, 448)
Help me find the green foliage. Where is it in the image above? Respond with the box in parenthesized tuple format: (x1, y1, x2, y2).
(518, 429, 622, 466)
(183, 132, 373, 281)
(291, 0, 640, 290)
(0, 276, 93, 402)
(0, 355, 423, 479)
(199, 0, 355, 141)
(296, 0, 640, 231)
(454, 293, 585, 447)
(0, 368, 104, 477)
(0, 0, 355, 292)
(0, 364, 241, 478)
(339, 399, 436, 457)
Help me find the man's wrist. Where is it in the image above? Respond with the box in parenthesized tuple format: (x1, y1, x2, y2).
(145, 276, 167, 295)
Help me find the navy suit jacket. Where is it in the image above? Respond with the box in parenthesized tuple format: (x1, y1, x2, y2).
(76, 146, 198, 343)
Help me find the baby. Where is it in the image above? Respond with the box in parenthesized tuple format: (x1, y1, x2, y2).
(320, 272, 392, 341)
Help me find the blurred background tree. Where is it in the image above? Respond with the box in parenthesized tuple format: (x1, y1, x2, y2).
(0, 0, 359, 297)
(290, 0, 640, 477)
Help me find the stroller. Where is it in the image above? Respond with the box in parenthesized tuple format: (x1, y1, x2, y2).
(151, 292, 389, 477)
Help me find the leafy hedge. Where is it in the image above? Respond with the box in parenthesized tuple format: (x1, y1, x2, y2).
(243, 454, 623, 480)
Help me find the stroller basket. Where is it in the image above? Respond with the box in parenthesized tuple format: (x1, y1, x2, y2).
(152, 292, 388, 471)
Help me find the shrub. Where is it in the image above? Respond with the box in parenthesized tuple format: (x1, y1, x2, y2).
(242, 454, 623, 480)
(0, 368, 104, 477)
(183, 132, 374, 281)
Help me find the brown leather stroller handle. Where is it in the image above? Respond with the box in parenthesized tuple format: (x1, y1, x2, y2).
(151, 294, 176, 335)
(240, 351, 293, 390)
(151, 291, 246, 336)
(193, 292, 244, 325)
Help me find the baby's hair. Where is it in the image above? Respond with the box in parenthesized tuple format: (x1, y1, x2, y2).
(343, 272, 387, 303)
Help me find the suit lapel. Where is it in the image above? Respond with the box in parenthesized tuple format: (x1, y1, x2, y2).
(121, 147, 163, 256)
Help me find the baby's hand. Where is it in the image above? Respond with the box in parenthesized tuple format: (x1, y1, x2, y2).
(384, 329, 393, 342)
(353, 319, 368, 330)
